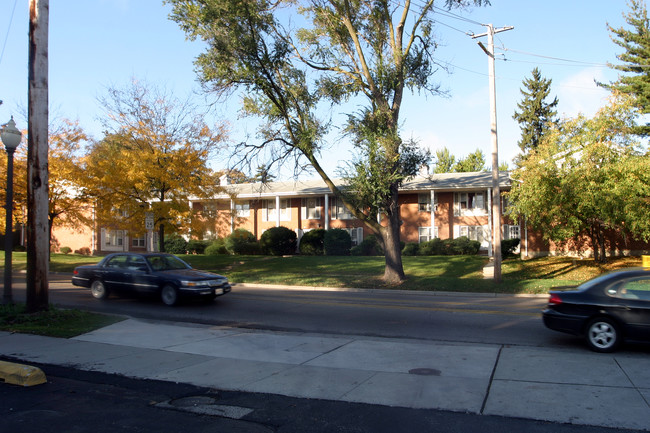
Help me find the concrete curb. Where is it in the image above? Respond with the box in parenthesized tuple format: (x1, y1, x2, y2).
(0, 360, 47, 386)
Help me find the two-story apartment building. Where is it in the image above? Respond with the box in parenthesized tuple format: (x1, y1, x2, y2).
(189, 171, 517, 256)
(51, 170, 649, 258)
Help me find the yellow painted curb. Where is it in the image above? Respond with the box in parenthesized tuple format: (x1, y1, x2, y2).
(643, 255, 650, 268)
(0, 360, 47, 386)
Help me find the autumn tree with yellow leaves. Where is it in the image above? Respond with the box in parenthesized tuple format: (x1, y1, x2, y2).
(85, 80, 228, 251)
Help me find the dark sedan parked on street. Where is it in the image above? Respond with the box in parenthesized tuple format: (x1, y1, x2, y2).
(543, 267, 650, 352)
(72, 253, 231, 306)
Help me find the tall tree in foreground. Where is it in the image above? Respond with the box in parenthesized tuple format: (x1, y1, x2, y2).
(85, 80, 227, 251)
(167, 0, 487, 283)
(601, 0, 650, 135)
(508, 96, 650, 262)
(512, 67, 558, 159)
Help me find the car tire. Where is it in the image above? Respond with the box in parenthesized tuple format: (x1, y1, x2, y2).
(90, 280, 109, 300)
(161, 284, 179, 306)
(585, 317, 620, 353)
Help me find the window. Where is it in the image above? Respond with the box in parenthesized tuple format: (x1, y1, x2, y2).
(301, 197, 321, 219)
(503, 224, 520, 240)
(235, 201, 250, 217)
(264, 199, 290, 221)
(454, 192, 487, 216)
(616, 278, 650, 301)
(418, 226, 438, 243)
(459, 225, 488, 243)
(132, 235, 146, 248)
(418, 194, 431, 212)
(331, 198, 354, 220)
(105, 230, 124, 246)
(343, 227, 364, 246)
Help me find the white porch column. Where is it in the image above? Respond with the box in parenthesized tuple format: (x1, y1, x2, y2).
(430, 190, 436, 238)
(324, 194, 330, 230)
(275, 195, 281, 227)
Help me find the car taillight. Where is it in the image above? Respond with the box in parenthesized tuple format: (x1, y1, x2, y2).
(548, 293, 563, 306)
(73, 269, 78, 275)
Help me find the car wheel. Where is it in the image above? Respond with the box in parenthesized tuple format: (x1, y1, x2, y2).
(161, 284, 179, 306)
(90, 280, 109, 300)
(585, 318, 620, 353)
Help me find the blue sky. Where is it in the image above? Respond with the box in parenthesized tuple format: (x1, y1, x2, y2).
(0, 0, 628, 177)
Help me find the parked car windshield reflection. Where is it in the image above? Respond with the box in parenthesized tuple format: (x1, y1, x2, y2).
(146, 255, 191, 271)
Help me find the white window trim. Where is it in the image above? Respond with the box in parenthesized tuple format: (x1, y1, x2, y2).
(301, 197, 321, 220)
(331, 198, 354, 220)
(454, 192, 488, 217)
(418, 226, 439, 243)
(101, 228, 127, 252)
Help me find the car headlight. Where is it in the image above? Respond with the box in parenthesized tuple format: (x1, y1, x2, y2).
(181, 279, 228, 288)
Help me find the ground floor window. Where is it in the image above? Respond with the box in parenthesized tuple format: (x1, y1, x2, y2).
(101, 229, 125, 252)
(503, 224, 520, 240)
(458, 225, 489, 244)
(343, 227, 364, 246)
(418, 226, 439, 243)
(132, 235, 146, 248)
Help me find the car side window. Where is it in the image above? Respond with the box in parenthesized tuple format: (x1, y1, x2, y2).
(617, 278, 650, 301)
(106, 255, 129, 269)
(127, 256, 148, 272)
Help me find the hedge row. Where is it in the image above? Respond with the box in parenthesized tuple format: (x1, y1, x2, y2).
(165, 230, 518, 257)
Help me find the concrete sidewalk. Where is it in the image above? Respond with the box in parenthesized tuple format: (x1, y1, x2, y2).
(1, 318, 649, 430)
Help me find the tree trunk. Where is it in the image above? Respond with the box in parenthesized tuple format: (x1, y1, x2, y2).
(158, 224, 165, 252)
(381, 186, 406, 284)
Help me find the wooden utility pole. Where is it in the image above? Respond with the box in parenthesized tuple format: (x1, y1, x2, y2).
(472, 24, 513, 284)
(26, 0, 49, 312)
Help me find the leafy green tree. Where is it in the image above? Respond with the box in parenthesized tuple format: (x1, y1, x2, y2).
(508, 96, 649, 262)
(167, 0, 488, 283)
(453, 148, 487, 172)
(433, 147, 456, 173)
(601, 0, 650, 135)
(512, 68, 558, 157)
(85, 80, 227, 251)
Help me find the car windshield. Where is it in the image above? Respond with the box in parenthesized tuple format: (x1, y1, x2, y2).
(146, 255, 191, 271)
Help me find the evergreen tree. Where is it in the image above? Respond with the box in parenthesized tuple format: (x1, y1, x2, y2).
(601, 0, 650, 135)
(513, 68, 558, 156)
(433, 147, 456, 173)
(453, 148, 487, 172)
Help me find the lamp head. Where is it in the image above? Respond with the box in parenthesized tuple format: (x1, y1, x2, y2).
(1, 117, 22, 151)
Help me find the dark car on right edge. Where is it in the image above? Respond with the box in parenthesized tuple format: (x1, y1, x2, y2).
(543, 267, 650, 352)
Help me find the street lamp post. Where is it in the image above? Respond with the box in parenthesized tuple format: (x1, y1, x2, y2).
(2, 117, 22, 305)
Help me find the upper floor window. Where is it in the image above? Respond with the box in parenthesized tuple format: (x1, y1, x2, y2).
(235, 201, 250, 217)
(264, 199, 291, 221)
(301, 197, 321, 220)
(454, 192, 487, 216)
(418, 193, 438, 212)
(331, 198, 354, 220)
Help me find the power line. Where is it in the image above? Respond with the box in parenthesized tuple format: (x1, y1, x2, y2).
(0, 0, 19, 68)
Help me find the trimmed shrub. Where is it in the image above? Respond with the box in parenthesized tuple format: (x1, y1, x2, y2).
(260, 226, 297, 256)
(187, 239, 210, 254)
(502, 238, 521, 259)
(59, 246, 72, 255)
(299, 229, 325, 255)
(355, 234, 383, 256)
(205, 238, 228, 255)
(164, 236, 188, 254)
(324, 228, 352, 256)
(74, 247, 91, 256)
(225, 229, 260, 255)
(402, 242, 419, 256)
(419, 238, 445, 255)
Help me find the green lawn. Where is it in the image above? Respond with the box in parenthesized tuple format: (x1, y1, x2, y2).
(5, 251, 642, 295)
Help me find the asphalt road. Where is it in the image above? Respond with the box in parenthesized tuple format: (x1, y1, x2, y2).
(12, 273, 578, 350)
